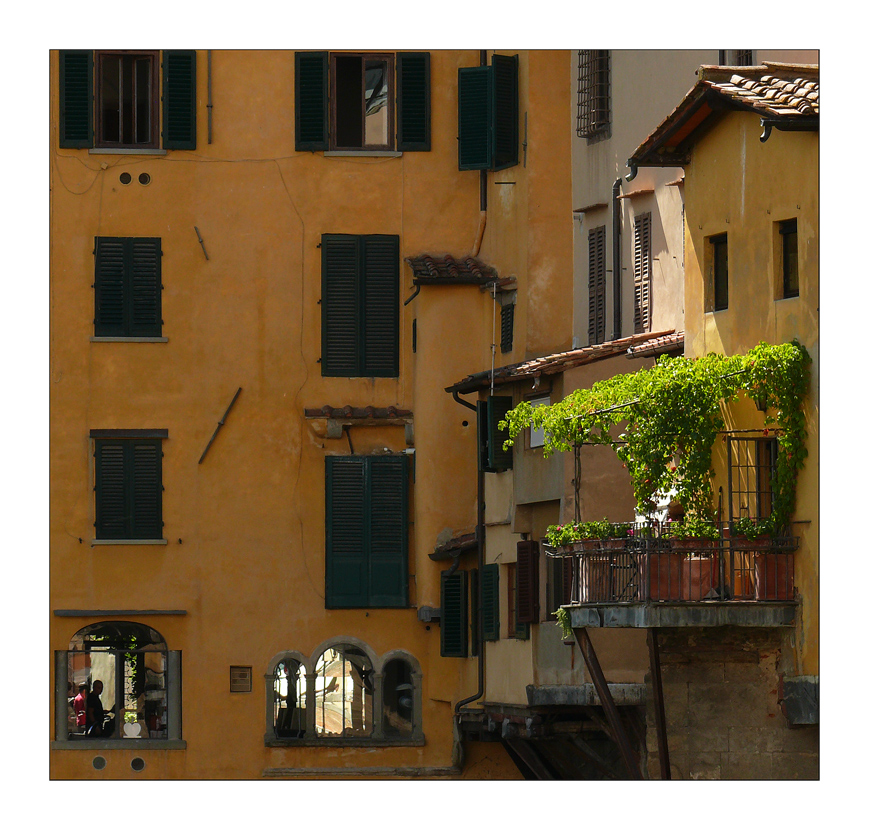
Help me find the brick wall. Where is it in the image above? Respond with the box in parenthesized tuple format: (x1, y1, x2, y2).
(645, 628, 819, 780)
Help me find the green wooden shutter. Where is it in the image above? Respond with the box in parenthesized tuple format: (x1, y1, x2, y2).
(487, 395, 513, 471)
(469, 568, 479, 656)
(458, 65, 492, 170)
(131, 440, 163, 538)
(325, 456, 367, 607)
(397, 52, 430, 152)
(94, 441, 127, 538)
(296, 51, 329, 151)
(367, 455, 408, 606)
(477, 400, 490, 472)
(321, 234, 361, 376)
(94, 237, 127, 337)
(361, 235, 400, 377)
(59, 50, 93, 148)
(588, 225, 606, 345)
(130, 238, 162, 337)
(94, 439, 162, 540)
(491, 54, 519, 171)
(516, 540, 539, 624)
(95, 238, 161, 337)
(162, 50, 197, 150)
(441, 570, 468, 657)
(481, 563, 500, 641)
(500, 302, 514, 353)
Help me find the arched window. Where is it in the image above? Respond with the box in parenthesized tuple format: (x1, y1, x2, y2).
(273, 659, 306, 738)
(314, 644, 374, 737)
(55, 621, 181, 745)
(381, 657, 414, 737)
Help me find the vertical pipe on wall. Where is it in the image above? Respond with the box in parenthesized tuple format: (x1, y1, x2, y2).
(612, 178, 622, 340)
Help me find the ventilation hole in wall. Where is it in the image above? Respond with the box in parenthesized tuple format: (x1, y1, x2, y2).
(92, 756, 106, 770)
(462, 421, 469, 427)
(138, 173, 151, 186)
(131, 757, 146, 772)
(119, 172, 132, 185)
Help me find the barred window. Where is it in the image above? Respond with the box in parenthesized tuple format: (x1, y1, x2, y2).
(576, 50, 610, 139)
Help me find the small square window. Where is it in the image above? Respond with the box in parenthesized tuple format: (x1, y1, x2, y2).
(528, 396, 550, 449)
(779, 219, 799, 299)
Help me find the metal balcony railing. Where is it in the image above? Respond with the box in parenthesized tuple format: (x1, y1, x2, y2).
(545, 523, 797, 605)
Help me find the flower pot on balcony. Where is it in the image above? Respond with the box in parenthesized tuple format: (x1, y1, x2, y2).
(681, 553, 719, 600)
(644, 551, 684, 600)
(754, 550, 793, 600)
(577, 555, 611, 602)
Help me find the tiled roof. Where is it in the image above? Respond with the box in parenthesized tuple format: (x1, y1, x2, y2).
(406, 254, 498, 284)
(626, 331, 684, 359)
(629, 63, 819, 168)
(445, 331, 675, 394)
(429, 531, 478, 561)
(304, 405, 412, 420)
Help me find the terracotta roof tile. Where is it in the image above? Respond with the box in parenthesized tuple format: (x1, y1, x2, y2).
(626, 331, 685, 359)
(305, 405, 412, 420)
(406, 254, 498, 284)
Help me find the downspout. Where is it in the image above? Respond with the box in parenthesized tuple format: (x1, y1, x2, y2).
(207, 50, 213, 144)
(612, 177, 622, 340)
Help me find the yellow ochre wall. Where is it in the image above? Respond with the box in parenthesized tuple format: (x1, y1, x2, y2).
(682, 110, 819, 675)
(49, 49, 556, 779)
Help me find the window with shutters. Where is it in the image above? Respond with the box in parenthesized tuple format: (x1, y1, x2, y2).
(515, 540, 539, 629)
(92, 430, 166, 542)
(295, 52, 430, 152)
(458, 54, 519, 170)
(576, 50, 610, 140)
(320, 234, 400, 377)
(477, 396, 513, 472)
(94, 237, 162, 339)
(633, 212, 652, 333)
(59, 50, 197, 150)
(440, 570, 469, 657)
(325, 455, 409, 608)
(546, 555, 574, 617)
(588, 225, 607, 345)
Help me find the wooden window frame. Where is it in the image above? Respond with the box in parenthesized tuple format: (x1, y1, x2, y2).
(727, 436, 779, 523)
(95, 50, 160, 149)
(706, 232, 729, 312)
(329, 52, 395, 151)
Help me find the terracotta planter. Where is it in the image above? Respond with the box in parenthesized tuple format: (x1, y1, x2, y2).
(754, 551, 793, 600)
(644, 552, 685, 600)
(577, 555, 611, 602)
(681, 554, 719, 600)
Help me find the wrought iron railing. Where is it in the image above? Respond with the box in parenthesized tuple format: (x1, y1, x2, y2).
(545, 523, 798, 605)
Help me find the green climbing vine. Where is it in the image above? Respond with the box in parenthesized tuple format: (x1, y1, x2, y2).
(502, 341, 811, 532)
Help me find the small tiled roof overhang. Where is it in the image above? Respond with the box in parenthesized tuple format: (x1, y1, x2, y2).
(304, 405, 412, 421)
(445, 331, 675, 395)
(626, 331, 684, 359)
(628, 62, 819, 169)
(429, 531, 478, 562)
(406, 254, 499, 285)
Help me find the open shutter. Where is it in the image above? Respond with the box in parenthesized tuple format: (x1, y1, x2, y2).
(59, 50, 93, 148)
(516, 540, 539, 624)
(588, 226, 606, 345)
(325, 456, 367, 607)
(491, 54, 519, 171)
(296, 51, 329, 151)
(481, 563, 500, 641)
(458, 65, 492, 170)
(441, 571, 468, 657)
(131, 440, 162, 538)
(130, 238, 162, 337)
(633, 213, 651, 333)
(500, 302, 514, 353)
(487, 395, 513, 471)
(397, 52, 430, 151)
(321, 235, 361, 376)
(94, 441, 127, 539)
(361, 235, 400, 377)
(367, 455, 408, 606)
(162, 50, 197, 150)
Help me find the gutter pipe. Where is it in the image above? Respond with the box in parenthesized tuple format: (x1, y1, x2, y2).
(612, 178, 622, 341)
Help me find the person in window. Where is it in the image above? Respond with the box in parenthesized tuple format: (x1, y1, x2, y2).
(73, 684, 88, 731)
(86, 680, 115, 737)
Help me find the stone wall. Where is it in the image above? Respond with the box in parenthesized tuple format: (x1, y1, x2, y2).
(645, 628, 819, 780)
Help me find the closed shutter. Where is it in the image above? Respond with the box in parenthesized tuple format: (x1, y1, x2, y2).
(95, 238, 161, 337)
(325, 456, 367, 607)
(321, 235, 361, 376)
(94, 439, 162, 540)
(633, 213, 651, 333)
(487, 395, 513, 471)
(516, 540, 539, 624)
(59, 50, 93, 148)
(441, 571, 468, 657)
(162, 50, 197, 150)
(397, 52, 430, 151)
(361, 235, 400, 377)
(458, 65, 492, 170)
(588, 225, 606, 345)
(367, 456, 409, 606)
(491, 54, 519, 171)
(500, 302, 514, 353)
(296, 52, 329, 151)
(130, 238, 162, 337)
(481, 563, 500, 641)
(477, 400, 490, 472)
(94, 238, 126, 336)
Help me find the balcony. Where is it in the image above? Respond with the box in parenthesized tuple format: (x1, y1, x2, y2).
(548, 523, 798, 629)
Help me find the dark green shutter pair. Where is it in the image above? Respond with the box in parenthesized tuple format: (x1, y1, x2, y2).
(477, 396, 513, 472)
(325, 455, 409, 608)
(458, 54, 519, 171)
(94, 435, 164, 540)
(94, 237, 162, 337)
(59, 50, 196, 149)
(295, 52, 431, 152)
(321, 234, 399, 377)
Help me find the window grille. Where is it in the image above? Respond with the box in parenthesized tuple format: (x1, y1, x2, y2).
(576, 50, 610, 139)
(728, 437, 778, 522)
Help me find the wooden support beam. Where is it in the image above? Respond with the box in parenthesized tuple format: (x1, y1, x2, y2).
(503, 738, 555, 780)
(647, 627, 672, 779)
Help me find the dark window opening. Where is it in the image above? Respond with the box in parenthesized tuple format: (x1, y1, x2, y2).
(382, 659, 414, 737)
(780, 219, 799, 298)
(711, 233, 728, 311)
(576, 50, 610, 139)
(332, 54, 393, 150)
(96, 52, 159, 149)
(728, 437, 779, 523)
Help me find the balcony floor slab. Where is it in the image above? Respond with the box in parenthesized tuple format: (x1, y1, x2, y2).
(568, 601, 796, 629)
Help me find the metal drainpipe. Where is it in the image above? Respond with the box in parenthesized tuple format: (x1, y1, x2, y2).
(612, 178, 622, 340)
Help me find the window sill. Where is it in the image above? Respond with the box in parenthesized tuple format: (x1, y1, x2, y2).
(91, 539, 168, 546)
(90, 337, 168, 343)
(265, 735, 424, 748)
(52, 739, 186, 750)
(776, 295, 800, 302)
(88, 148, 167, 156)
(324, 150, 402, 158)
